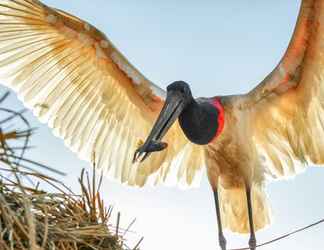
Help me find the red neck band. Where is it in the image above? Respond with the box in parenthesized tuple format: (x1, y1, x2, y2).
(211, 98, 225, 142)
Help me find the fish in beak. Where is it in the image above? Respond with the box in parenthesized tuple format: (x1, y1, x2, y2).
(133, 89, 187, 163)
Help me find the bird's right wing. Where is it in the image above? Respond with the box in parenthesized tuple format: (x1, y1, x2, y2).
(242, 0, 324, 179)
(0, 0, 205, 187)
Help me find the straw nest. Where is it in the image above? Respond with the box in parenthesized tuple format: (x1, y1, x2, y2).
(0, 92, 142, 250)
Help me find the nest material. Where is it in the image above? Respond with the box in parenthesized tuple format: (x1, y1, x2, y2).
(0, 92, 142, 250)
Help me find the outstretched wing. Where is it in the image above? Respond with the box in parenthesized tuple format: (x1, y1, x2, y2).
(0, 0, 204, 187)
(243, 0, 324, 179)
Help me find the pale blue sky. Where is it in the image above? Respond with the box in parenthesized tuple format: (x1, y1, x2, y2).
(3, 1, 324, 249)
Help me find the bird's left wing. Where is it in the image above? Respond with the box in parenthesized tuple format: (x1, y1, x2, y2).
(0, 0, 205, 187)
(242, 0, 324, 179)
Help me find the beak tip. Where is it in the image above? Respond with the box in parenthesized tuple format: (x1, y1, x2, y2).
(132, 150, 139, 164)
(132, 150, 149, 164)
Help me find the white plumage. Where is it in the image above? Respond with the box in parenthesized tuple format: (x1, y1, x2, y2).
(0, 0, 205, 188)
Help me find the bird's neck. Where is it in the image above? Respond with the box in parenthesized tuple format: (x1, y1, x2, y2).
(179, 98, 224, 145)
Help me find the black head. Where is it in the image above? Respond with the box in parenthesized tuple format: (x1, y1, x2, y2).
(167, 81, 192, 97)
(166, 81, 193, 108)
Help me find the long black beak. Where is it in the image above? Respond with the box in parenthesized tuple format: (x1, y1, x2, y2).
(133, 91, 185, 163)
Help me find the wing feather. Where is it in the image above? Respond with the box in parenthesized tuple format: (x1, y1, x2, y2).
(0, 0, 205, 187)
(243, 0, 324, 179)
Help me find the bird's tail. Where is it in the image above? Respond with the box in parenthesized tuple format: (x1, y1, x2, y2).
(219, 183, 272, 234)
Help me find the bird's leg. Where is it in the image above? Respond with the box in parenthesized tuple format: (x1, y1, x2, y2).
(245, 185, 256, 250)
(213, 188, 227, 250)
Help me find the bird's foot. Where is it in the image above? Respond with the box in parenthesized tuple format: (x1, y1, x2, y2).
(218, 234, 227, 250)
(248, 235, 256, 250)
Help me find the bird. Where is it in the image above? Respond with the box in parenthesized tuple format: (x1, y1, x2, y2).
(0, 0, 323, 249)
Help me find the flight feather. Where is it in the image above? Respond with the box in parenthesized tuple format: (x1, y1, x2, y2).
(243, 0, 324, 179)
(0, 0, 204, 187)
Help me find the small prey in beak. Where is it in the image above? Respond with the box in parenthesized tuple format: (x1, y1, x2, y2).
(133, 81, 191, 163)
(133, 140, 168, 163)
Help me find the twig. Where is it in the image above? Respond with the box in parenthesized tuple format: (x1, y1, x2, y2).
(229, 218, 324, 250)
(132, 237, 144, 250)
(116, 212, 121, 237)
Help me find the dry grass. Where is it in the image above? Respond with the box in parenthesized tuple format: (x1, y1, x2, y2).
(0, 92, 142, 250)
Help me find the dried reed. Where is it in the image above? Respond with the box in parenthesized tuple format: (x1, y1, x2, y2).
(0, 92, 141, 250)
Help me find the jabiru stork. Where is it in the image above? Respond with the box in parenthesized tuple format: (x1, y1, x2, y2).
(0, 0, 322, 249)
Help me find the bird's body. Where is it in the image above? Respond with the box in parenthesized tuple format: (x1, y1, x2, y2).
(206, 95, 271, 233)
(0, 0, 323, 249)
